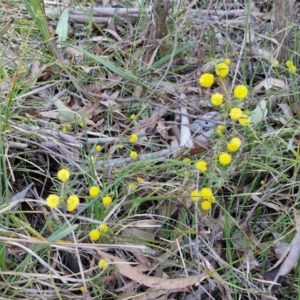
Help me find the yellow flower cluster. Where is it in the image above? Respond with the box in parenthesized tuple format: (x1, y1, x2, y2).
(286, 60, 297, 73)
(89, 224, 109, 242)
(45, 169, 80, 212)
(199, 59, 231, 88)
(229, 108, 250, 126)
(190, 187, 215, 211)
(216, 125, 224, 135)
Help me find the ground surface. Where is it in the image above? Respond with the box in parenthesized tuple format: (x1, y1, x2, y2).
(1, 0, 300, 299)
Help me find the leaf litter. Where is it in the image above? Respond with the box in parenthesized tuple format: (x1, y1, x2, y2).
(1, 0, 300, 299)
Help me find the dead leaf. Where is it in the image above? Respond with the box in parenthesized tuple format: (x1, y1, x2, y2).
(64, 46, 84, 64)
(250, 48, 277, 64)
(156, 119, 170, 140)
(134, 106, 167, 138)
(252, 78, 287, 94)
(263, 209, 300, 290)
(278, 103, 293, 118)
(96, 249, 208, 289)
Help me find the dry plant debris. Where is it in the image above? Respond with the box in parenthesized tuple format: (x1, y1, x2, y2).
(1, 0, 300, 299)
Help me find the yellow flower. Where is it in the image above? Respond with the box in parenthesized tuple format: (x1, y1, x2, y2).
(119, 144, 124, 149)
(260, 180, 265, 185)
(129, 133, 138, 143)
(62, 127, 67, 133)
(199, 187, 215, 203)
(96, 145, 102, 151)
(99, 223, 109, 233)
(286, 60, 293, 67)
(233, 85, 248, 100)
(201, 200, 211, 211)
(238, 114, 250, 126)
(137, 177, 144, 183)
(211, 93, 224, 106)
(288, 65, 297, 73)
(195, 160, 207, 172)
(128, 183, 136, 191)
(89, 229, 100, 241)
(216, 62, 229, 78)
(128, 183, 137, 191)
(57, 169, 70, 182)
(130, 151, 138, 159)
(102, 195, 112, 207)
(98, 258, 108, 270)
(216, 125, 224, 135)
(46, 194, 60, 209)
(272, 60, 279, 67)
(190, 190, 201, 202)
(199, 73, 215, 88)
(229, 107, 243, 121)
(227, 137, 242, 152)
(66, 194, 80, 212)
(130, 114, 136, 120)
(183, 158, 191, 163)
(89, 186, 101, 197)
(224, 59, 231, 66)
(219, 152, 232, 166)
(80, 286, 86, 293)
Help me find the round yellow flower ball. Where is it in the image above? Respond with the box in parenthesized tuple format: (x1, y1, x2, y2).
(227, 137, 242, 152)
(216, 62, 229, 78)
(199, 187, 215, 203)
(130, 151, 138, 159)
(190, 190, 200, 202)
(211, 93, 224, 106)
(129, 133, 138, 143)
(46, 194, 60, 209)
(89, 186, 101, 197)
(199, 73, 215, 88)
(99, 223, 109, 233)
(66, 194, 80, 212)
(102, 195, 112, 207)
(201, 200, 211, 211)
(57, 169, 70, 182)
(219, 152, 232, 166)
(98, 258, 108, 270)
(229, 107, 243, 121)
(195, 160, 207, 172)
(233, 85, 248, 100)
(89, 229, 100, 241)
(238, 114, 250, 126)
